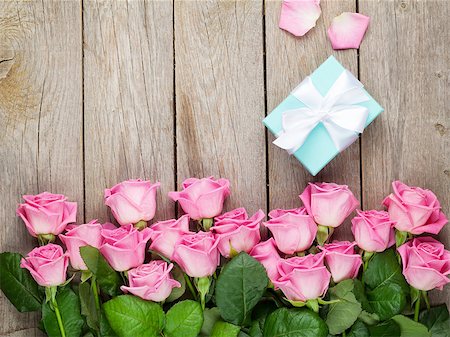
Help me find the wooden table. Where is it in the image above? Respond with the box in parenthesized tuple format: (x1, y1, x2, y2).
(1, 0, 448, 335)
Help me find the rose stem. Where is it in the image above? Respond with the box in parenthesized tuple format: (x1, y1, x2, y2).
(52, 296, 66, 337)
(414, 294, 421, 322)
(183, 274, 198, 300)
(91, 276, 101, 312)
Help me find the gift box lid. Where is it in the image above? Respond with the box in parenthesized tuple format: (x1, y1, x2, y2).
(263, 55, 383, 176)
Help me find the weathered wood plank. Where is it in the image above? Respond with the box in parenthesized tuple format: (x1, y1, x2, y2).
(174, 0, 266, 214)
(265, 0, 358, 239)
(360, 0, 450, 305)
(83, 0, 175, 222)
(0, 0, 83, 335)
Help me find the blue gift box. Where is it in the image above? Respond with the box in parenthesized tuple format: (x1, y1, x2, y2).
(263, 56, 383, 176)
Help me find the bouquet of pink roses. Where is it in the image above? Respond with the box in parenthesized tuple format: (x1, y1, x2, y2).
(1, 178, 449, 337)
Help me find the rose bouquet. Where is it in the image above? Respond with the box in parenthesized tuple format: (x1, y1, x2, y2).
(1, 178, 449, 337)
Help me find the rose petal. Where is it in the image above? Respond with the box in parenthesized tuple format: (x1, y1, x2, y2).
(279, 0, 322, 37)
(327, 12, 370, 50)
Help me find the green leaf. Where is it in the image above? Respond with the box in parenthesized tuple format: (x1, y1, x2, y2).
(78, 282, 99, 332)
(0, 252, 43, 312)
(164, 300, 203, 337)
(358, 310, 379, 326)
(419, 304, 450, 337)
(367, 283, 406, 320)
(392, 315, 431, 337)
(249, 300, 278, 337)
(347, 320, 369, 337)
(364, 249, 409, 295)
(42, 287, 84, 337)
(368, 320, 401, 337)
(165, 265, 186, 302)
(325, 280, 362, 335)
(210, 321, 241, 337)
(200, 307, 222, 337)
(353, 279, 372, 312)
(263, 308, 328, 337)
(103, 295, 165, 337)
(249, 320, 263, 337)
(100, 310, 118, 337)
(80, 246, 121, 296)
(215, 253, 268, 325)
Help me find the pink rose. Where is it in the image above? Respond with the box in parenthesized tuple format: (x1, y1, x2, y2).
(273, 253, 331, 301)
(104, 179, 160, 226)
(168, 177, 230, 220)
(351, 210, 395, 252)
(17, 192, 77, 237)
(383, 181, 447, 235)
(320, 241, 362, 283)
(149, 215, 191, 259)
(249, 238, 281, 281)
(300, 183, 359, 228)
(20, 244, 69, 287)
(264, 207, 317, 254)
(59, 220, 104, 270)
(172, 231, 219, 278)
(212, 208, 264, 258)
(398, 237, 450, 291)
(99, 224, 151, 271)
(120, 261, 181, 302)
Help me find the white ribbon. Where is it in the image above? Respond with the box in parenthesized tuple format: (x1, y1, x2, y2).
(273, 70, 370, 154)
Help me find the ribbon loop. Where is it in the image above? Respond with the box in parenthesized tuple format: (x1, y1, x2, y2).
(274, 70, 370, 153)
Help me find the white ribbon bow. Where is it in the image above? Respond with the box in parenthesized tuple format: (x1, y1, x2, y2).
(273, 70, 370, 154)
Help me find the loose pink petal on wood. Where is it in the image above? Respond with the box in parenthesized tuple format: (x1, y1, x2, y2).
(327, 12, 370, 50)
(279, 0, 322, 37)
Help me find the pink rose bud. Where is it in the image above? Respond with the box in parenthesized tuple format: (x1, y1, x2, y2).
(104, 179, 160, 226)
(16, 192, 77, 237)
(99, 224, 152, 272)
(383, 181, 448, 235)
(351, 210, 395, 252)
(320, 241, 362, 283)
(273, 253, 331, 302)
(300, 183, 359, 228)
(149, 215, 191, 259)
(249, 238, 282, 282)
(212, 208, 264, 258)
(59, 220, 106, 270)
(172, 231, 220, 278)
(168, 177, 230, 220)
(264, 207, 317, 254)
(20, 244, 69, 287)
(398, 237, 450, 291)
(120, 261, 181, 302)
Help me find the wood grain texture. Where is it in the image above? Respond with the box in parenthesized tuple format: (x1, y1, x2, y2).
(174, 0, 266, 214)
(265, 0, 359, 239)
(360, 0, 450, 305)
(83, 0, 175, 223)
(0, 0, 83, 335)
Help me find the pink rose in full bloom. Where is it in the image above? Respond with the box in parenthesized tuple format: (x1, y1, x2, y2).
(212, 208, 264, 258)
(104, 179, 160, 226)
(120, 261, 181, 302)
(351, 210, 395, 252)
(168, 177, 230, 220)
(320, 241, 362, 283)
(149, 215, 192, 259)
(383, 181, 447, 235)
(300, 183, 359, 228)
(99, 224, 151, 271)
(264, 208, 317, 254)
(397, 237, 450, 291)
(273, 253, 331, 302)
(172, 231, 219, 278)
(249, 238, 281, 282)
(59, 220, 104, 270)
(17, 192, 77, 237)
(20, 244, 69, 287)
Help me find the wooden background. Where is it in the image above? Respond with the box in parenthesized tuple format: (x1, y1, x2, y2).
(0, 0, 448, 335)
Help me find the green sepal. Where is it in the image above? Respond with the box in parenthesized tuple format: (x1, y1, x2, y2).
(134, 220, 147, 230)
(410, 287, 420, 306)
(287, 299, 306, 307)
(316, 225, 331, 246)
(306, 299, 319, 313)
(395, 230, 408, 247)
(200, 218, 214, 231)
(81, 270, 93, 283)
(195, 277, 211, 310)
